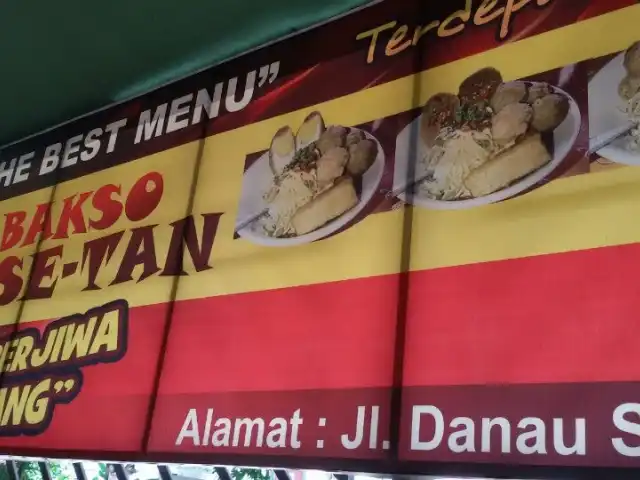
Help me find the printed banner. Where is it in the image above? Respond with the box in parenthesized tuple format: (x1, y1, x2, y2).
(0, 0, 640, 473)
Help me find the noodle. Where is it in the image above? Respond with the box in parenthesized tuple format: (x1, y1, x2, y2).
(419, 128, 493, 200)
(625, 92, 640, 151)
(263, 170, 319, 237)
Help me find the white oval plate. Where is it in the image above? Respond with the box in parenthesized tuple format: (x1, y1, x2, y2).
(597, 135, 640, 165)
(235, 128, 385, 247)
(589, 52, 640, 165)
(393, 82, 581, 210)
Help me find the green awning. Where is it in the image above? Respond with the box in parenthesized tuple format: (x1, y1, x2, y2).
(0, 0, 370, 146)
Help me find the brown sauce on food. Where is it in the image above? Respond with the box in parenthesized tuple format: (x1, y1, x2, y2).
(459, 67, 503, 103)
(422, 93, 460, 128)
(456, 100, 492, 130)
(285, 145, 319, 173)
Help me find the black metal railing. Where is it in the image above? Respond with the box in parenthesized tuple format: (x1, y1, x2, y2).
(0, 459, 353, 480)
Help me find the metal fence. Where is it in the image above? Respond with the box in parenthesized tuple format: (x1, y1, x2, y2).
(0, 460, 360, 480)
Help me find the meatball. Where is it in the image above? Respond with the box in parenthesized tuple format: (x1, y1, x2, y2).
(316, 126, 348, 154)
(624, 41, 640, 77)
(619, 75, 640, 101)
(347, 139, 377, 176)
(459, 68, 503, 103)
(531, 94, 570, 132)
(420, 120, 440, 149)
(422, 93, 460, 127)
(491, 81, 528, 113)
(316, 147, 348, 186)
(491, 103, 532, 145)
(346, 130, 366, 147)
(420, 93, 460, 147)
(527, 83, 552, 103)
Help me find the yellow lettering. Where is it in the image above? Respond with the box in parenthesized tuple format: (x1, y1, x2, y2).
(356, 21, 397, 64)
(1, 386, 30, 426)
(0, 345, 6, 373)
(0, 387, 6, 422)
(500, 0, 531, 40)
(31, 328, 58, 367)
(9, 336, 33, 373)
(0, 342, 13, 372)
(1, 341, 18, 372)
(412, 20, 440, 46)
(474, 0, 504, 26)
(61, 318, 96, 361)
(385, 25, 412, 56)
(89, 310, 120, 355)
(24, 379, 51, 425)
(361, 0, 555, 64)
(438, 0, 472, 37)
(49, 325, 67, 363)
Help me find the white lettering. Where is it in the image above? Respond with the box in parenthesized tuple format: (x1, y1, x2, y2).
(553, 418, 586, 456)
(104, 118, 128, 153)
(135, 104, 168, 143)
(516, 417, 547, 454)
(40, 143, 62, 175)
(290, 409, 303, 449)
(481, 417, 511, 453)
(14, 152, 34, 183)
(202, 408, 213, 447)
(0, 158, 16, 186)
(192, 84, 223, 124)
(225, 71, 256, 112)
(212, 418, 231, 447)
(613, 403, 640, 457)
(167, 94, 193, 133)
(341, 406, 365, 450)
(266, 418, 287, 448)
(81, 128, 103, 161)
(175, 409, 200, 446)
(448, 417, 475, 453)
(233, 417, 265, 447)
(411, 405, 444, 451)
(61, 134, 83, 168)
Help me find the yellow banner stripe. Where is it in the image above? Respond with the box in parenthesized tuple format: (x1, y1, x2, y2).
(177, 5, 640, 299)
(1, 6, 639, 323)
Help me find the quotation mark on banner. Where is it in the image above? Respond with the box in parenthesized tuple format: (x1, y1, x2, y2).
(53, 378, 76, 394)
(258, 62, 280, 87)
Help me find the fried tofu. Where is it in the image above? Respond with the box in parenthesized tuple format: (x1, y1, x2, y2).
(292, 177, 358, 235)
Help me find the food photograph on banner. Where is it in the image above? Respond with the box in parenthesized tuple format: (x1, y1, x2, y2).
(1, 0, 640, 477)
(234, 66, 589, 246)
(394, 65, 585, 210)
(235, 112, 385, 245)
(588, 41, 640, 169)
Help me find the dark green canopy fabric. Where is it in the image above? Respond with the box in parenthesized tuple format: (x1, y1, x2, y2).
(0, 0, 369, 146)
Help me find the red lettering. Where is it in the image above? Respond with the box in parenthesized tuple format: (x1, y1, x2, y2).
(22, 203, 53, 247)
(89, 184, 123, 230)
(125, 172, 164, 222)
(53, 192, 92, 239)
(161, 213, 222, 275)
(0, 256, 24, 305)
(23, 246, 63, 300)
(111, 226, 160, 285)
(1, 211, 26, 251)
(81, 231, 124, 291)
